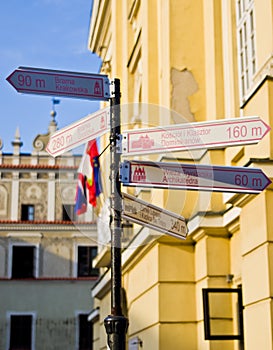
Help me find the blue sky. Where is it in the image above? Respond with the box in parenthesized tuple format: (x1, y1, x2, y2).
(0, 0, 101, 153)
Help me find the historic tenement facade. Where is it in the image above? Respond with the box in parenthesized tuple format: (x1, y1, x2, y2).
(88, 1, 273, 349)
(0, 112, 98, 350)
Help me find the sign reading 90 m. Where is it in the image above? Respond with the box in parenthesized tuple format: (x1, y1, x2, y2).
(6, 67, 110, 101)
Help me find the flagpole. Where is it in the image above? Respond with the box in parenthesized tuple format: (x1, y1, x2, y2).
(104, 78, 128, 350)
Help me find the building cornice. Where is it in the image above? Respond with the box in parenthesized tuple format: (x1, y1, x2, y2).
(187, 205, 241, 242)
(88, 0, 110, 54)
(0, 220, 96, 232)
(0, 164, 78, 172)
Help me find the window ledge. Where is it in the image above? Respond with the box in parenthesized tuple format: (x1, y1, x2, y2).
(241, 74, 273, 108)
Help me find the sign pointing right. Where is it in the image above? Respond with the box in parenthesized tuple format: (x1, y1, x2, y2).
(120, 160, 272, 194)
(122, 116, 271, 155)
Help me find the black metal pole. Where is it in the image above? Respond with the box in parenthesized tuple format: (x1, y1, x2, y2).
(104, 78, 128, 349)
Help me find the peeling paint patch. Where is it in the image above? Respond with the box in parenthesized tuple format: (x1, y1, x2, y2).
(171, 68, 198, 123)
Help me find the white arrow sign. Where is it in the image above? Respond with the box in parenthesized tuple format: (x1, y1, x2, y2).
(120, 160, 272, 194)
(121, 116, 270, 155)
(46, 108, 110, 157)
(122, 193, 188, 239)
(6, 67, 110, 101)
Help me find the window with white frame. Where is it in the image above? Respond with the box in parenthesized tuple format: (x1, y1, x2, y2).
(236, 0, 256, 100)
(11, 245, 38, 279)
(77, 246, 99, 278)
(9, 314, 34, 350)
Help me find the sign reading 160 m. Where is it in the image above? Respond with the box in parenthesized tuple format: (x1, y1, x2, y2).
(226, 124, 260, 139)
(122, 116, 271, 156)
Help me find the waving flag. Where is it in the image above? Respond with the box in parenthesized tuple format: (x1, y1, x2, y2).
(75, 173, 87, 215)
(86, 139, 103, 207)
(52, 98, 60, 105)
(75, 139, 103, 216)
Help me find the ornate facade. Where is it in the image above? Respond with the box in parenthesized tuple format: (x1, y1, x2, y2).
(0, 112, 98, 350)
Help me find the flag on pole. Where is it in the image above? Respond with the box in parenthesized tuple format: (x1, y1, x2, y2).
(52, 98, 61, 105)
(75, 173, 87, 215)
(74, 139, 103, 216)
(86, 139, 103, 208)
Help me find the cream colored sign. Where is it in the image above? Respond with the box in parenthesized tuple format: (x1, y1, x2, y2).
(122, 193, 188, 240)
(122, 116, 270, 155)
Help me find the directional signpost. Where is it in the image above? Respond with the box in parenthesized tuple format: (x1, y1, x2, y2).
(120, 160, 272, 194)
(122, 193, 188, 239)
(6, 64, 272, 350)
(7, 67, 128, 350)
(46, 108, 110, 157)
(7, 66, 110, 101)
(122, 116, 270, 155)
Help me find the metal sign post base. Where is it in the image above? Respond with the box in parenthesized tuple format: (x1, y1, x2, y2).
(104, 315, 129, 350)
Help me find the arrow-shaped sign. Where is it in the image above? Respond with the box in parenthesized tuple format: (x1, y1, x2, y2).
(120, 160, 272, 194)
(6, 67, 110, 101)
(46, 108, 110, 157)
(121, 116, 270, 155)
(122, 193, 188, 239)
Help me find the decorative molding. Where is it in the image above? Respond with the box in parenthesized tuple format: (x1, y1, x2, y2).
(128, 0, 140, 22)
(7, 232, 43, 238)
(33, 133, 50, 152)
(0, 222, 96, 232)
(127, 30, 141, 73)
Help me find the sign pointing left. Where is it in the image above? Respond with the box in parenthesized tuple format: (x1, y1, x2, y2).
(6, 67, 110, 101)
(46, 108, 110, 157)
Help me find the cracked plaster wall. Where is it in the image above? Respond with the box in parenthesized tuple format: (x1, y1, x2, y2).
(171, 68, 198, 123)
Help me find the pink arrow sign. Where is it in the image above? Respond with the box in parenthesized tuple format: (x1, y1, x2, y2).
(122, 116, 271, 155)
(6, 67, 110, 101)
(120, 160, 272, 194)
(46, 108, 110, 157)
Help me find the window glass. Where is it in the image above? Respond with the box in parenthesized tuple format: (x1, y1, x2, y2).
(77, 246, 99, 277)
(12, 246, 35, 279)
(62, 204, 76, 221)
(21, 204, 34, 221)
(10, 314, 32, 350)
(79, 313, 93, 350)
(236, 0, 256, 100)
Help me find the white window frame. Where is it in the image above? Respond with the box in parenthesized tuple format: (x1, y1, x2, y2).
(236, 0, 256, 102)
(8, 242, 39, 279)
(73, 244, 98, 278)
(6, 311, 36, 350)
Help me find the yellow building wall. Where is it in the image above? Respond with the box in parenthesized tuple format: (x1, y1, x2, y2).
(88, 0, 273, 349)
(123, 240, 198, 349)
(98, 293, 111, 350)
(229, 225, 242, 285)
(254, 0, 273, 71)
